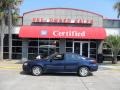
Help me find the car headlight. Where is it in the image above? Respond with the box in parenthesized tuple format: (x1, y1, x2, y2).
(23, 62, 28, 66)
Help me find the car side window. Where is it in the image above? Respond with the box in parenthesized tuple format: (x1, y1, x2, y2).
(53, 54, 64, 60)
(66, 54, 81, 61)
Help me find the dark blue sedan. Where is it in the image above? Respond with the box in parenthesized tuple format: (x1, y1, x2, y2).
(23, 53, 98, 77)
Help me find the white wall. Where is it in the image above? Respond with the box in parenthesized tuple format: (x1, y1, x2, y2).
(4, 26, 20, 34)
(105, 28, 120, 36)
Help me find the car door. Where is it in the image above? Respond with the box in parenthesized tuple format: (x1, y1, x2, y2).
(64, 53, 79, 72)
(46, 54, 65, 72)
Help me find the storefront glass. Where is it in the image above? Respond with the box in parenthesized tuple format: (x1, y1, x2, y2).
(3, 35, 97, 60)
(66, 40, 73, 52)
(28, 39, 59, 59)
(3, 34, 22, 59)
(90, 42, 97, 59)
(66, 40, 97, 59)
(12, 34, 22, 59)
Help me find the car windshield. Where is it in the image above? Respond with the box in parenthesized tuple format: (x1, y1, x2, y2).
(46, 53, 58, 59)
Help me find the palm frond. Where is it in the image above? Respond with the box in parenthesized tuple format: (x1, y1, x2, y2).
(105, 35, 120, 56)
(0, 0, 23, 22)
(114, 2, 120, 9)
(113, 2, 120, 18)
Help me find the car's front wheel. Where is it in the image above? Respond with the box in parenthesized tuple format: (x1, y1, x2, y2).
(32, 66, 43, 76)
(78, 67, 89, 77)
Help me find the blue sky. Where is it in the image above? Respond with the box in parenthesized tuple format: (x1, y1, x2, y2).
(20, 0, 119, 19)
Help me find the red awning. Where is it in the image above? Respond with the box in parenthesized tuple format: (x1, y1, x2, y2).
(19, 26, 106, 39)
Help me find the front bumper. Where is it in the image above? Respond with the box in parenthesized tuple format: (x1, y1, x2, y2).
(22, 64, 31, 73)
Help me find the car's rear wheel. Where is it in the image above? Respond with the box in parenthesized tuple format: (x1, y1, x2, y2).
(32, 66, 43, 76)
(78, 67, 89, 77)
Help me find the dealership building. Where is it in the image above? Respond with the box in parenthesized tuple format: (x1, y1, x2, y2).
(1, 8, 120, 61)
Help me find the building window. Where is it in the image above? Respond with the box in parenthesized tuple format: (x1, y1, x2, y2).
(3, 53, 9, 59)
(102, 43, 113, 60)
(12, 41, 22, 46)
(28, 39, 59, 59)
(28, 39, 39, 59)
(12, 54, 22, 59)
(66, 48, 72, 52)
(3, 34, 9, 59)
(29, 40, 38, 46)
(103, 43, 112, 55)
(12, 34, 20, 39)
(12, 47, 22, 53)
(12, 34, 22, 59)
(90, 42, 97, 59)
(3, 34, 22, 59)
(66, 40, 73, 52)
(4, 34, 9, 46)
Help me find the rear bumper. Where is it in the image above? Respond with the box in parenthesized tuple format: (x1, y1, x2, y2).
(90, 64, 98, 71)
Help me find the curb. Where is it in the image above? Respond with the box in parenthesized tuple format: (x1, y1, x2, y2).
(0, 66, 22, 70)
(110, 68, 120, 71)
(0, 60, 22, 70)
(99, 66, 120, 71)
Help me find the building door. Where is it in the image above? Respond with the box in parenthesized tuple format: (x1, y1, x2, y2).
(73, 42, 81, 54)
(73, 41, 90, 57)
(81, 42, 89, 57)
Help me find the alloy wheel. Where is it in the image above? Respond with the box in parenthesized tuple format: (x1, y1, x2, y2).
(78, 67, 89, 77)
(32, 66, 42, 76)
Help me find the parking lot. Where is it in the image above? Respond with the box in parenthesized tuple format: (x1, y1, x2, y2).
(0, 61, 120, 90)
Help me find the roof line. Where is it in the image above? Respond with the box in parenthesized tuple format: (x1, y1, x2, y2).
(23, 8, 103, 17)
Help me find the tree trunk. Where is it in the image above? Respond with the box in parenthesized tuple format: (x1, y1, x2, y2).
(112, 56, 117, 64)
(8, 6, 12, 60)
(0, 18, 5, 60)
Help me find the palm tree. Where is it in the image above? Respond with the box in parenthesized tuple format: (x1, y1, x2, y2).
(0, 0, 23, 60)
(0, 0, 7, 60)
(105, 35, 120, 64)
(113, 1, 120, 18)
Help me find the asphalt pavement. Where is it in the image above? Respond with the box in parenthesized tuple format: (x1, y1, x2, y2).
(0, 60, 120, 90)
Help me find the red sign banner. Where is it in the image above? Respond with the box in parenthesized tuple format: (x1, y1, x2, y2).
(19, 26, 106, 39)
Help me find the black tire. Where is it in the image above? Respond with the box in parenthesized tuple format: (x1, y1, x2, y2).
(78, 67, 89, 77)
(32, 66, 43, 76)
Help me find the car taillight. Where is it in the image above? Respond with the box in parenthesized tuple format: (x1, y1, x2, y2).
(90, 60, 97, 64)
